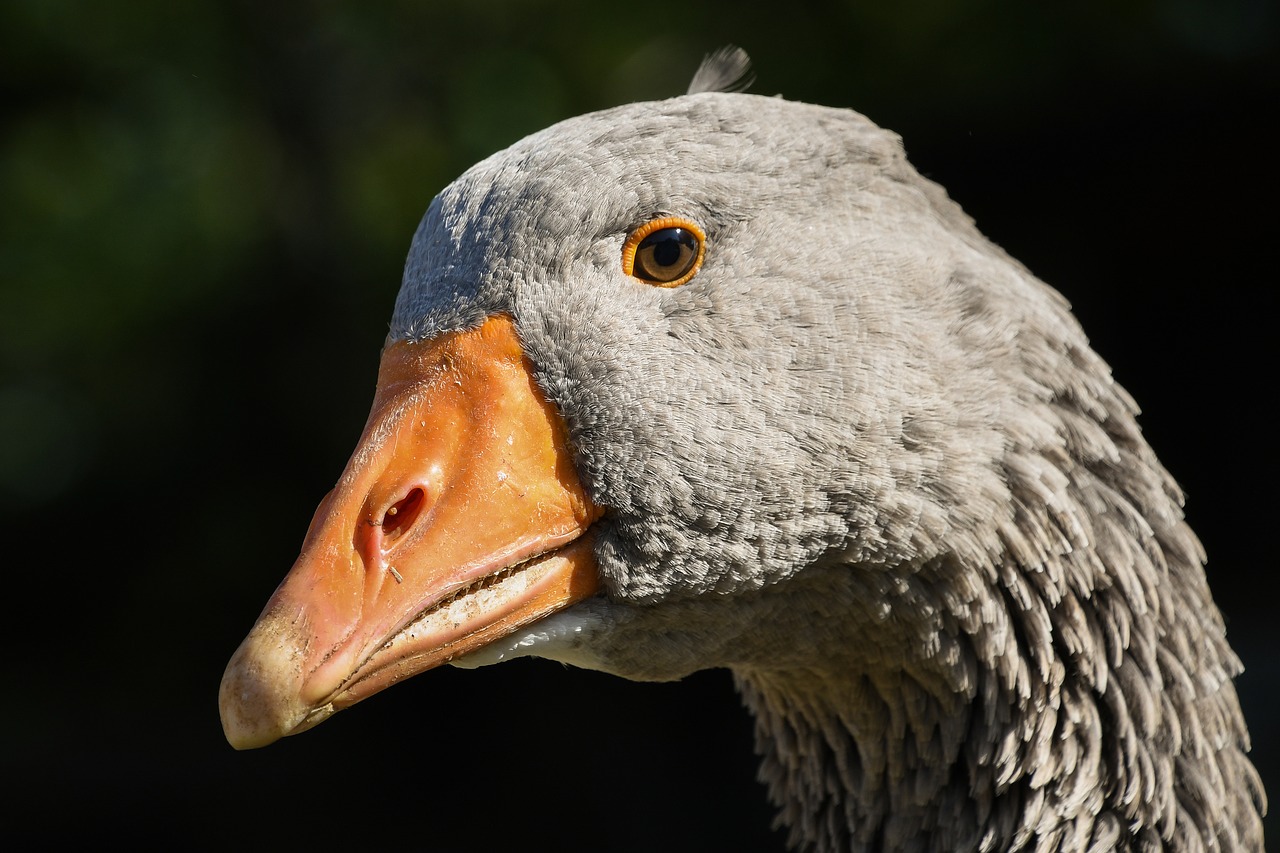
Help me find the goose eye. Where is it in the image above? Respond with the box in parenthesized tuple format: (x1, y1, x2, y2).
(622, 217, 706, 287)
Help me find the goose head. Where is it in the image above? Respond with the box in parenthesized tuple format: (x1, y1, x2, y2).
(219, 72, 1263, 851)
(221, 90, 965, 722)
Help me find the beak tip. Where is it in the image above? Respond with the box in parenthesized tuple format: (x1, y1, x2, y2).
(218, 618, 313, 750)
(219, 674, 282, 750)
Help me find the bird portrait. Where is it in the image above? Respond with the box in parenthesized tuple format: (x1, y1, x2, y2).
(219, 49, 1266, 852)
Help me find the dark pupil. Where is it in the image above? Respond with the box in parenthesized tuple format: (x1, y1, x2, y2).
(651, 232, 685, 266)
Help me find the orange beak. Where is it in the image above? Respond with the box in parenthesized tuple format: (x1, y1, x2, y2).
(219, 314, 602, 749)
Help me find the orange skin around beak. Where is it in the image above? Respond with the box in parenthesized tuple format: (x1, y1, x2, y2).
(219, 315, 602, 749)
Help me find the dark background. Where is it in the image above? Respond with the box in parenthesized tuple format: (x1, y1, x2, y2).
(2, 1, 1274, 848)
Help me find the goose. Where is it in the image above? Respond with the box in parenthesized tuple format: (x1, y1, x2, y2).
(219, 50, 1265, 851)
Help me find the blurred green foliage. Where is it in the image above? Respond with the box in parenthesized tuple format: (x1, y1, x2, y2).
(1, 0, 1274, 847)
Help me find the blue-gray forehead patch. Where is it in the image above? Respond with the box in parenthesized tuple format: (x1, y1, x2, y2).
(390, 194, 507, 343)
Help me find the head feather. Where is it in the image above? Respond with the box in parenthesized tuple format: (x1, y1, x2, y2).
(686, 46, 755, 95)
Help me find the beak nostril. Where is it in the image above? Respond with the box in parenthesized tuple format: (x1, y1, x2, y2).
(381, 487, 426, 547)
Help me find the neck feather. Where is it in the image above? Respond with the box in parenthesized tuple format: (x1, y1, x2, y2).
(731, 462, 1264, 852)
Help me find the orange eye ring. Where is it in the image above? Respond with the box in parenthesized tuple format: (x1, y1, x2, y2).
(621, 216, 707, 288)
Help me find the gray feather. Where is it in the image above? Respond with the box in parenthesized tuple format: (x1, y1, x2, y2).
(686, 45, 754, 95)
(393, 90, 1266, 852)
